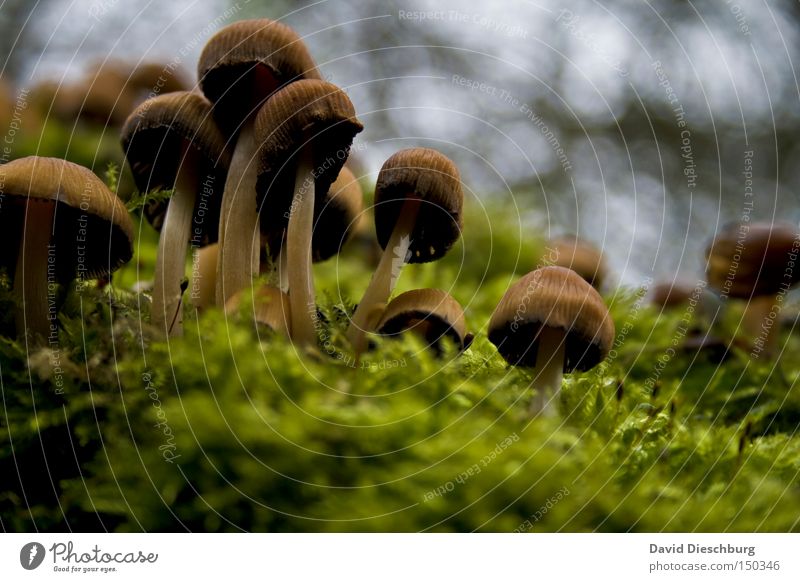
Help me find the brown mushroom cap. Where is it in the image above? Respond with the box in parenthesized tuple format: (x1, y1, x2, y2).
(650, 280, 701, 309)
(377, 288, 469, 350)
(198, 19, 320, 131)
(544, 235, 607, 289)
(62, 66, 136, 126)
(706, 222, 800, 298)
(311, 166, 363, 262)
(224, 284, 290, 336)
(488, 266, 614, 371)
(373, 148, 463, 264)
(121, 91, 231, 246)
(255, 79, 363, 240)
(128, 62, 189, 96)
(0, 157, 134, 278)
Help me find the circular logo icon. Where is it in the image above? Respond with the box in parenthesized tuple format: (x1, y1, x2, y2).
(20, 542, 45, 570)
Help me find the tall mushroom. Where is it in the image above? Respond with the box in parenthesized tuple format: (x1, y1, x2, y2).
(121, 91, 230, 335)
(0, 157, 133, 339)
(706, 221, 800, 357)
(267, 165, 363, 292)
(346, 148, 463, 355)
(543, 235, 608, 290)
(376, 288, 471, 354)
(254, 79, 362, 346)
(197, 19, 320, 307)
(488, 266, 614, 415)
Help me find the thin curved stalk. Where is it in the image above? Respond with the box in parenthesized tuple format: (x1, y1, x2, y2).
(216, 121, 260, 306)
(529, 326, 566, 416)
(346, 198, 420, 356)
(277, 244, 289, 292)
(743, 294, 778, 358)
(151, 163, 197, 336)
(15, 201, 55, 340)
(286, 147, 317, 347)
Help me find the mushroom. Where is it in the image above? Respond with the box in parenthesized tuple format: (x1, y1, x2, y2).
(346, 148, 463, 354)
(649, 280, 702, 309)
(63, 65, 136, 127)
(121, 91, 230, 335)
(265, 165, 364, 292)
(488, 266, 615, 415)
(197, 19, 320, 307)
(224, 284, 291, 337)
(0, 156, 133, 339)
(190, 243, 218, 311)
(254, 79, 362, 346)
(128, 62, 190, 100)
(543, 235, 607, 290)
(311, 166, 363, 263)
(376, 288, 471, 354)
(706, 221, 800, 357)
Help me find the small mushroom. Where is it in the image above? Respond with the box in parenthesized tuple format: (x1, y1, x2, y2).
(346, 148, 463, 355)
(224, 284, 291, 337)
(0, 157, 134, 339)
(649, 280, 701, 309)
(128, 62, 190, 100)
(706, 221, 800, 357)
(121, 91, 230, 335)
(254, 79, 362, 346)
(197, 19, 320, 308)
(543, 235, 607, 290)
(190, 243, 218, 311)
(376, 288, 471, 354)
(62, 65, 136, 127)
(488, 266, 615, 415)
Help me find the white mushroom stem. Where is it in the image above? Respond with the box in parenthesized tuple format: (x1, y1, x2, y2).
(346, 197, 420, 355)
(15, 201, 55, 340)
(151, 161, 197, 336)
(286, 146, 317, 347)
(277, 244, 289, 292)
(743, 294, 778, 356)
(216, 121, 260, 306)
(529, 326, 566, 416)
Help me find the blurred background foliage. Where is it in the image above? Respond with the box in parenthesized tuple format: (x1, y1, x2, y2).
(2, 0, 800, 284)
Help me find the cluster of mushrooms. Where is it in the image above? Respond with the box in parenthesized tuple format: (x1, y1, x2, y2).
(2, 18, 797, 417)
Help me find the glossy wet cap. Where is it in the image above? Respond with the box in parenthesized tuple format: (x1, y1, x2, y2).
(374, 148, 463, 264)
(377, 288, 470, 351)
(488, 266, 614, 371)
(198, 19, 320, 130)
(0, 156, 134, 277)
(706, 221, 800, 298)
(544, 235, 607, 289)
(255, 79, 362, 237)
(121, 91, 231, 245)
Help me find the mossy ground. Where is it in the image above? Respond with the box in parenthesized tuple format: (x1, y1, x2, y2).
(1, 163, 800, 532)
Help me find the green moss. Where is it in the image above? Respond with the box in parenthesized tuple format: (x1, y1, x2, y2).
(1, 174, 799, 532)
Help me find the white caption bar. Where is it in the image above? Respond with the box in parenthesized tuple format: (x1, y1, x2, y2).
(1, 533, 796, 580)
